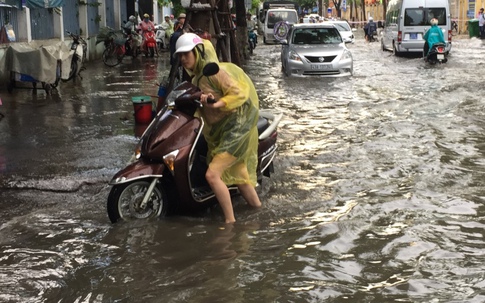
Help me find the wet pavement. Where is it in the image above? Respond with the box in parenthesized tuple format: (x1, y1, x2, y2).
(1, 32, 485, 302)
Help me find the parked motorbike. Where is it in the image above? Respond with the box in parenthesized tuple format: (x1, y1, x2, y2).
(63, 31, 87, 82)
(155, 24, 167, 52)
(122, 29, 142, 58)
(107, 63, 283, 223)
(248, 30, 257, 55)
(142, 27, 157, 57)
(425, 42, 447, 64)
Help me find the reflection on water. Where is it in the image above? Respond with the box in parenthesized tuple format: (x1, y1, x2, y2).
(1, 36, 485, 302)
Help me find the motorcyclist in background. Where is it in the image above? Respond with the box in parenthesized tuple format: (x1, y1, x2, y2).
(364, 17, 377, 42)
(161, 15, 174, 38)
(139, 13, 155, 51)
(246, 13, 258, 45)
(122, 15, 137, 54)
(423, 18, 445, 58)
(123, 15, 136, 34)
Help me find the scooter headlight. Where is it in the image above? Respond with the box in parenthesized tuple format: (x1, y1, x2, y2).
(163, 150, 179, 175)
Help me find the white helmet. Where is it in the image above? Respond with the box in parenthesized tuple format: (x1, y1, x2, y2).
(369, 17, 373, 21)
(174, 33, 204, 55)
(129, 15, 136, 22)
(430, 18, 438, 25)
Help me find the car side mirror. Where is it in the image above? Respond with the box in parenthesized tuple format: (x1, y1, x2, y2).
(279, 39, 288, 45)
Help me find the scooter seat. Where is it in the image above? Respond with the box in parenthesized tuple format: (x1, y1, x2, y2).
(257, 116, 269, 135)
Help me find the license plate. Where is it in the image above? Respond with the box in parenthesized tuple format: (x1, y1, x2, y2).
(410, 33, 417, 39)
(437, 54, 444, 60)
(311, 64, 332, 70)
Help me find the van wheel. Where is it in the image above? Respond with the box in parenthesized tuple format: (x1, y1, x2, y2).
(392, 42, 401, 57)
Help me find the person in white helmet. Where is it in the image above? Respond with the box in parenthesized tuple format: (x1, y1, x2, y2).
(123, 15, 137, 35)
(423, 18, 445, 57)
(161, 14, 174, 38)
(174, 33, 262, 224)
(364, 17, 377, 42)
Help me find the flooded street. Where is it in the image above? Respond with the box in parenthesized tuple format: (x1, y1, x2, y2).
(1, 33, 485, 302)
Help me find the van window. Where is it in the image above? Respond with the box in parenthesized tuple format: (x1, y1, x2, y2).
(404, 8, 447, 26)
(267, 11, 298, 28)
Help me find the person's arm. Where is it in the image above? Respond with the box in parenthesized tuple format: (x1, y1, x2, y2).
(201, 69, 247, 110)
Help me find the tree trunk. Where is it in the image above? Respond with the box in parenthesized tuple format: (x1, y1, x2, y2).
(235, 0, 248, 64)
(382, 0, 387, 22)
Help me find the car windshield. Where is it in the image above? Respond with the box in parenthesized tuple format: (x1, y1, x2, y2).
(331, 22, 351, 32)
(267, 11, 299, 27)
(291, 28, 342, 44)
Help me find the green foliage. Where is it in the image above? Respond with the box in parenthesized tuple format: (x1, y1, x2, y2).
(157, 0, 172, 6)
(167, 0, 185, 19)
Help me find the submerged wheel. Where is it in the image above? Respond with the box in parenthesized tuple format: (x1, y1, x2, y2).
(107, 180, 168, 223)
(7, 81, 14, 93)
(149, 47, 155, 57)
(392, 42, 401, 57)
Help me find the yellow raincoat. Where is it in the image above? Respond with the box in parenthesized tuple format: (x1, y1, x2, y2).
(186, 39, 260, 186)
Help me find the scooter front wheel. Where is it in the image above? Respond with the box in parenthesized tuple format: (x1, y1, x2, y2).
(107, 180, 168, 223)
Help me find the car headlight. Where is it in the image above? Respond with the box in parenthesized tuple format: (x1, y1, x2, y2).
(340, 49, 352, 61)
(288, 50, 302, 62)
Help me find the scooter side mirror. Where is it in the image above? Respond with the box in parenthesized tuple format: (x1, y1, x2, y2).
(203, 62, 219, 77)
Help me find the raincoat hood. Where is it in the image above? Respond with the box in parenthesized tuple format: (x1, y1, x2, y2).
(185, 39, 220, 80)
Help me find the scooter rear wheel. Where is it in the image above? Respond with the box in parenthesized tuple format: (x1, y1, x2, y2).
(107, 180, 168, 223)
(62, 60, 78, 82)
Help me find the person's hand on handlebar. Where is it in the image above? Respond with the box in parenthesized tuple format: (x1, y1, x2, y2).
(200, 93, 221, 107)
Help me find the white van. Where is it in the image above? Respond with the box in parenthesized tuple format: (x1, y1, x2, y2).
(381, 0, 452, 55)
(264, 8, 299, 44)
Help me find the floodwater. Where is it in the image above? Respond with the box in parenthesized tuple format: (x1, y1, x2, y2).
(1, 33, 485, 302)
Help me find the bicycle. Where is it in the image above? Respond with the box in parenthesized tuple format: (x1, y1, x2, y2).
(102, 38, 126, 67)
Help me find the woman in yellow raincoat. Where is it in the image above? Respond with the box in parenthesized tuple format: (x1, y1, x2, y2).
(174, 33, 261, 223)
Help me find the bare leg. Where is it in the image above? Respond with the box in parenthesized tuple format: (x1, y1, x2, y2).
(237, 183, 262, 208)
(206, 167, 236, 223)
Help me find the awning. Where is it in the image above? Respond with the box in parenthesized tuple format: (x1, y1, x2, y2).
(26, 0, 63, 8)
(2, 0, 21, 9)
(2, 0, 64, 9)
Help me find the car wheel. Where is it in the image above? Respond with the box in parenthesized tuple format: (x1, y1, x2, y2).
(392, 42, 401, 57)
(283, 64, 291, 77)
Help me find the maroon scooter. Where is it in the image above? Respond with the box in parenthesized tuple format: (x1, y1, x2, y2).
(107, 63, 283, 223)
